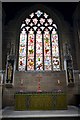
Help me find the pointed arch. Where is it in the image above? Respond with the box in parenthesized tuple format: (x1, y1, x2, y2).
(18, 9, 60, 71)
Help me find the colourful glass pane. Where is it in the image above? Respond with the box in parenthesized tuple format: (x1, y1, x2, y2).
(19, 29, 27, 71)
(30, 13, 34, 18)
(48, 26, 53, 31)
(44, 13, 48, 18)
(26, 26, 30, 31)
(21, 23, 25, 29)
(27, 29, 34, 70)
(40, 27, 45, 31)
(51, 29, 60, 71)
(45, 23, 48, 26)
(36, 29, 43, 70)
(19, 56, 26, 71)
(30, 22, 33, 26)
(37, 23, 40, 27)
(40, 18, 45, 25)
(44, 29, 51, 70)
(53, 24, 57, 29)
(25, 18, 30, 24)
(33, 26, 37, 31)
(48, 18, 53, 25)
(35, 10, 43, 17)
(33, 18, 38, 25)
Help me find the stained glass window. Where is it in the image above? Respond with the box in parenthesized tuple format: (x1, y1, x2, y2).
(18, 10, 60, 71)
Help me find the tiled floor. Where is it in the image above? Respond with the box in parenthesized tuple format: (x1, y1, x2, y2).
(2, 106, 80, 119)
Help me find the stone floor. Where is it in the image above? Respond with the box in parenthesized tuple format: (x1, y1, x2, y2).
(1, 106, 80, 119)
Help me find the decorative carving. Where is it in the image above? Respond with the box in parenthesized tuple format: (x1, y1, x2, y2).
(64, 43, 74, 85)
(5, 54, 16, 86)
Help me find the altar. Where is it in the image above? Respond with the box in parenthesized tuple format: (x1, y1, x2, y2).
(14, 92, 67, 110)
(13, 71, 67, 111)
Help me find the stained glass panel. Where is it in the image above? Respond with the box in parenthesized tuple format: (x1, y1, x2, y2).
(27, 29, 34, 70)
(30, 13, 34, 18)
(53, 24, 57, 29)
(40, 26, 45, 31)
(33, 18, 38, 25)
(30, 22, 33, 27)
(44, 29, 51, 70)
(48, 18, 53, 25)
(36, 29, 43, 70)
(40, 18, 45, 25)
(45, 23, 48, 26)
(35, 10, 43, 17)
(51, 29, 60, 71)
(44, 13, 48, 18)
(21, 23, 25, 29)
(26, 26, 30, 31)
(25, 18, 30, 24)
(19, 29, 27, 71)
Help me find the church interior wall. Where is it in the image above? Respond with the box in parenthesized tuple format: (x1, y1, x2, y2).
(0, 1, 2, 70)
(0, 1, 2, 112)
(2, 4, 80, 108)
(73, 3, 80, 71)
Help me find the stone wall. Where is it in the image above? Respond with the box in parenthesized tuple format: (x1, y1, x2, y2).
(2, 71, 67, 107)
(73, 3, 80, 70)
(2, 3, 80, 108)
(0, 1, 2, 117)
(67, 70, 79, 105)
(0, 1, 2, 70)
(14, 71, 67, 92)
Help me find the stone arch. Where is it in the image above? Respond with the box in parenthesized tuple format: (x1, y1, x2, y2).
(14, 4, 65, 70)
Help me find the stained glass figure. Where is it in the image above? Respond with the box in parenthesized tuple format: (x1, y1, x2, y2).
(51, 29, 60, 71)
(27, 29, 34, 70)
(44, 29, 51, 70)
(36, 29, 43, 70)
(19, 29, 27, 71)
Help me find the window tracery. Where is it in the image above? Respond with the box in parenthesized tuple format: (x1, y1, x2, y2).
(18, 10, 60, 71)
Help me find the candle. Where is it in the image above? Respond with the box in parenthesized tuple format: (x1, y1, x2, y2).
(57, 80, 60, 84)
(21, 79, 23, 85)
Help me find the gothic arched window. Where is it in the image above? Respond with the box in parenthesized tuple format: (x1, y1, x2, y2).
(18, 10, 60, 71)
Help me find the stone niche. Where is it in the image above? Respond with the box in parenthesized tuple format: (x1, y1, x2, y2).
(14, 70, 67, 93)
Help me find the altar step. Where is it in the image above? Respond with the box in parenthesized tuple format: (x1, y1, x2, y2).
(2, 106, 80, 119)
(1, 117, 80, 120)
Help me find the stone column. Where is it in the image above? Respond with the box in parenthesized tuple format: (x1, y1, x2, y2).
(0, 1, 2, 119)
